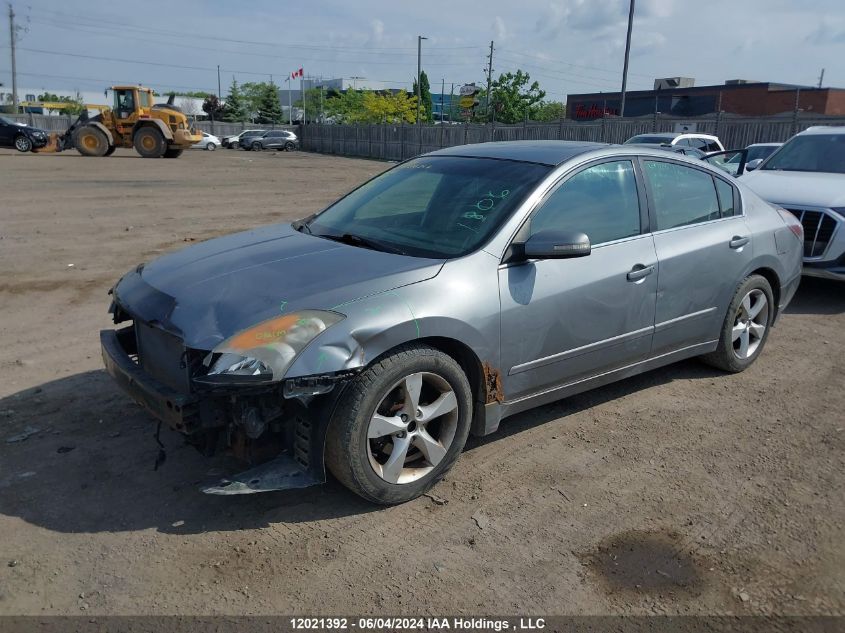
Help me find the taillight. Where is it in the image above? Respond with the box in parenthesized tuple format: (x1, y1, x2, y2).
(776, 207, 804, 240)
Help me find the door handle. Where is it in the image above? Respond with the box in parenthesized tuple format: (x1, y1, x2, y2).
(627, 264, 654, 282)
(730, 236, 750, 249)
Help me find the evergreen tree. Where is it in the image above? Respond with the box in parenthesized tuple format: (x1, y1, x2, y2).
(222, 78, 249, 122)
(255, 82, 284, 124)
(412, 71, 433, 122)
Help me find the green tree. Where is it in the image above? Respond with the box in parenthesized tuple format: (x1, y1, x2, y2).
(323, 89, 367, 124)
(361, 90, 418, 124)
(411, 70, 433, 122)
(533, 101, 566, 122)
(295, 88, 325, 122)
(488, 70, 546, 124)
(254, 81, 283, 124)
(222, 78, 249, 122)
(37, 92, 85, 116)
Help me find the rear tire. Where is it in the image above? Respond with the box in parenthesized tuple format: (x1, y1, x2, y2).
(162, 147, 183, 158)
(133, 127, 166, 158)
(73, 126, 108, 157)
(701, 274, 774, 373)
(325, 345, 472, 505)
(104, 145, 117, 156)
(14, 135, 33, 153)
(251, 141, 262, 151)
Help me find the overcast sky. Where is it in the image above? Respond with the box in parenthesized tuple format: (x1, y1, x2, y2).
(1, 0, 843, 100)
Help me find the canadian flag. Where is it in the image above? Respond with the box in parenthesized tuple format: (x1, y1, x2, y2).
(291, 68, 303, 79)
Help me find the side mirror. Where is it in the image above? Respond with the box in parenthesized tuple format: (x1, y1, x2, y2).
(745, 158, 763, 172)
(519, 230, 591, 260)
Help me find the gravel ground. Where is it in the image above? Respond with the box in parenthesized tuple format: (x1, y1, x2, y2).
(0, 147, 842, 617)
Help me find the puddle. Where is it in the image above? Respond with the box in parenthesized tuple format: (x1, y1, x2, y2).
(579, 530, 704, 593)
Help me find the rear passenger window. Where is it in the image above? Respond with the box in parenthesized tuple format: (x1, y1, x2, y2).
(530, 160, 641, 245)
(643, 161, 720, 229)
(715, 178, 736, 216)
(705, 140, 722, 152)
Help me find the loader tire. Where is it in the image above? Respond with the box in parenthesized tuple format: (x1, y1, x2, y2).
(73, 126, 109, 157)
(134, 127, 165, 158)
(104, 145, 117, 156)
(162, 147, 184, 158)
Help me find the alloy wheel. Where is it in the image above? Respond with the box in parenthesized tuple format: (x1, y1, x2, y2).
(366, 372, 459, 484)
(15, 136, 32, 152)
(732, 289, 768, 360)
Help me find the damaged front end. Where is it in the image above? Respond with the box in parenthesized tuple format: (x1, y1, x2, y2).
(101, 280, 358, 495)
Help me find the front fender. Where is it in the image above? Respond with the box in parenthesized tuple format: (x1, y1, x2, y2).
(285, 290, 496, 378)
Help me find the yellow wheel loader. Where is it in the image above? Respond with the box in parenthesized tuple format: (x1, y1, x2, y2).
(36, 86, 202, 158)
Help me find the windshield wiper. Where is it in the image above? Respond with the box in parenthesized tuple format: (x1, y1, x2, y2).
(319, 232, 407, 255)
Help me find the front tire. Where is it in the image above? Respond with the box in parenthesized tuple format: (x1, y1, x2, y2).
(14, 135, 33, 153)
(325, 345, 472, 505)
(701, 274, 774, 373)
(252, 141, 263, 151)
(284, 141, 295, 151)
(206, 142, 216, 151)
(73, 126, 108, 156)
(162, 147, 183, 158)
(133, 127, 166, 158)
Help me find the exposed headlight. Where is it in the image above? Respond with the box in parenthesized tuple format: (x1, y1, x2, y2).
(198, 310, 344, 384)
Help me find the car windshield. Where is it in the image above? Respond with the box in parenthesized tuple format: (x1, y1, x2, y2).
(762, 134, 845, 174)
(625, 135, 674, 144)
(305, 156, 550, 258)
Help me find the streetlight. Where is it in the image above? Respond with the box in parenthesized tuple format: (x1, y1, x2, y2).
(417, 35, 428, 126)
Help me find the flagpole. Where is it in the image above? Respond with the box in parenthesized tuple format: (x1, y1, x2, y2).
(300, 66, 304, 125)
(287, 75, 292, 126)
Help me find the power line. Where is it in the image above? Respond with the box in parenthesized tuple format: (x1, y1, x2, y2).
(497, 47, 653, 79)
(29, 8, 484, 53)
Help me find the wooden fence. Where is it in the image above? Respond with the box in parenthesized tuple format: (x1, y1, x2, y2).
(301, 114, 845, 161)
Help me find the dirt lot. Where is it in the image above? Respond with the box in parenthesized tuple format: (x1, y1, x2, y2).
(0, 147, 842, 617)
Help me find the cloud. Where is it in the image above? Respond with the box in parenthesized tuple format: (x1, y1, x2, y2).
(368, 19, 385, 45)
(492, 16, 508, 41)
(805, 21, 845, 44)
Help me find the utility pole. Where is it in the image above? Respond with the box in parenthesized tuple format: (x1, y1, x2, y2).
(449, 82, 454, 123)
(416, 35, 427, 126)
(619, 0, 635, 117)
(439, 77, 444, 123)
(818, 68, 825, 89)
(8, 3, 19, 114)
(217, 65, 221, 99)
(485, 40, 494, 120)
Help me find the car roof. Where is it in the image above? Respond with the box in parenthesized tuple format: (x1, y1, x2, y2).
(799, 126, 845, 136)
(748, 142, 781, 147)
(426, 140, 610, 166)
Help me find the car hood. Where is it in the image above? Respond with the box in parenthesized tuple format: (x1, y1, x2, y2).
(113, 223, 445, 349)
(741, 170, 845, 208)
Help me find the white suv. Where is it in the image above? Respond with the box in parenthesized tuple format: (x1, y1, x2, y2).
(741, 126, 845, 281)
(624, 132, 725, 153)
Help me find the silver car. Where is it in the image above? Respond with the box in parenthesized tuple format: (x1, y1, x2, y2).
(100, 141, 803, 504)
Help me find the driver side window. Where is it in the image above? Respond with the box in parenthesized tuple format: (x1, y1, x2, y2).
(529, 160, 642, 245)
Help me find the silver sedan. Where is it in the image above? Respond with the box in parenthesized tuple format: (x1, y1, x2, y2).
(101, 141, 804, 504)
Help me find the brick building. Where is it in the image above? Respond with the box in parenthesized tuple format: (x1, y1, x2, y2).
(567, 79, 845, 120)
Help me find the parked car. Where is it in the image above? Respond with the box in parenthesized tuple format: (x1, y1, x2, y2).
(222, 129, 265, 149)
(741, 126, 845, 280)
(101, 141, 803, 504)
(624, 132, 725, 153)
(241, 129, 299, 151)
(0, 115, 50, 152)
(193, 132, 221, 151)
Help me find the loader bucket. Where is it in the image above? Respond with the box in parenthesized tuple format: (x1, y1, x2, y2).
(32, 133, 64, 153)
